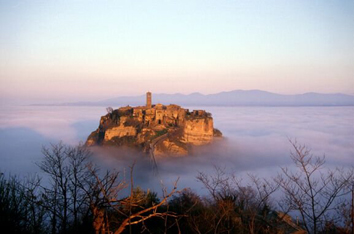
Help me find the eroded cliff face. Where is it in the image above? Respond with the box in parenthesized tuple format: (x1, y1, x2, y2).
(86, 104, 222, 156)
(182, 118, 214, 145)
(154, 139, 188, 157)
(104, 126, 137, 140)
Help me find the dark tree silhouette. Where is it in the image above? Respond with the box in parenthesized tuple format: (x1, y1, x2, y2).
(38, 142, 93, 234)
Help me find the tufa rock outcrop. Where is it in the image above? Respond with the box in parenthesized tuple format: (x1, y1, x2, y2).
(86, 92, 222, 156)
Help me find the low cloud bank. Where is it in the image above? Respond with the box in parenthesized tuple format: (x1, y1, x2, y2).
(0, 106, 353, 193)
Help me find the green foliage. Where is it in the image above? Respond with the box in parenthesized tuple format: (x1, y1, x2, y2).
(123, 118, 141, 128)
(107, 136, 141, 148)
(155, 129, 168, 137)
(148, 129, 168, 142)
(117, 108, 133, 117)
(110, 109, 120, 121)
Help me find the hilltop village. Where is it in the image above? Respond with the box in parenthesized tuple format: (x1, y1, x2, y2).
(86, 92, 222, 156)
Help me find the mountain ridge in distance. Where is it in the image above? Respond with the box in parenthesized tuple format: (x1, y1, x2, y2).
(34, 90, 354, 107)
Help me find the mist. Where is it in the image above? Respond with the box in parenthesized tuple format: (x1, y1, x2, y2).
(0, 105, 353, 193)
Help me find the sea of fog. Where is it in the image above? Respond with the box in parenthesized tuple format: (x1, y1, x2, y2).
(0, 105, 353, 194)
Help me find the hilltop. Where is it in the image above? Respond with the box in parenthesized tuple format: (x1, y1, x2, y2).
(86, 92, 222, 156)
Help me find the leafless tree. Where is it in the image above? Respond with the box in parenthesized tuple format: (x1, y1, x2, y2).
(332, 199, 352, 233)
(87, 162, 182, 234)
(114, 184, 179, 234)
(39, 142, 70, 234)
(197, 166, 278, 234)
(0, 174, 28, 233)
(0, 173, 46, 234)
(196, 166, 239, 233)
(275, 140, 354, 234)
(239, 174, 279, 234)
(38, 142, 93, 234)
(106, 107, 113, 115)
(66, 144, 93, 230)
(22, 175, 46, 233)
(84, 165, 127, 234)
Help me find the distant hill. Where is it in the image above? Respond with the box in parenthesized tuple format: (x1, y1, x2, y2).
(48, 90, 354, 107)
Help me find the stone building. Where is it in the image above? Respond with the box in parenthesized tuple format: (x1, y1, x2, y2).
(86, 91, 222, 155)
(128, 92, 188, 127)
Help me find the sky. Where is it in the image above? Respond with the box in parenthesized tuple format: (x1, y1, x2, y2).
(1, 0, 353, 104)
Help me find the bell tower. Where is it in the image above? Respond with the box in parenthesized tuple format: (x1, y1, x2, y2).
(146, 92, 152, 108)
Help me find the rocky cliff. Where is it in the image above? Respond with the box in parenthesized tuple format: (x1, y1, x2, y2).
(86, 104, 222, 156)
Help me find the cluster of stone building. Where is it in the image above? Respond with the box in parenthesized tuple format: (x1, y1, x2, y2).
(129, 92, 210, 128)
(86, 92, 221, 154)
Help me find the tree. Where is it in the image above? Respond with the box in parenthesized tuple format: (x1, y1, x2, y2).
(106, 107, 113, 115)
(0, 173, 45, 234)
(196, 166, 279, 234)
(275, 140, 354, 234)
(0, 173, 27, 233)
(87, 163, 182, 234)
(66, 144, 93, 230)
(3, 142, 186, 234)
(84, 165, 127, 234)
(38, 142, 93, 234)
(21, 175, 46, 234)
(169, 189, 204, 233)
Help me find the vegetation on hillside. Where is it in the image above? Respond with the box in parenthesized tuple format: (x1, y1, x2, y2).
(0, 141, 353, 234)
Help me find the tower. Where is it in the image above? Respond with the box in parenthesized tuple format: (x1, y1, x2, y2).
(146, 92, 152, 108)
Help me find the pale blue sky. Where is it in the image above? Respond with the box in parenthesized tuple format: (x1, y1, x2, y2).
(1, 0, 353, 104)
